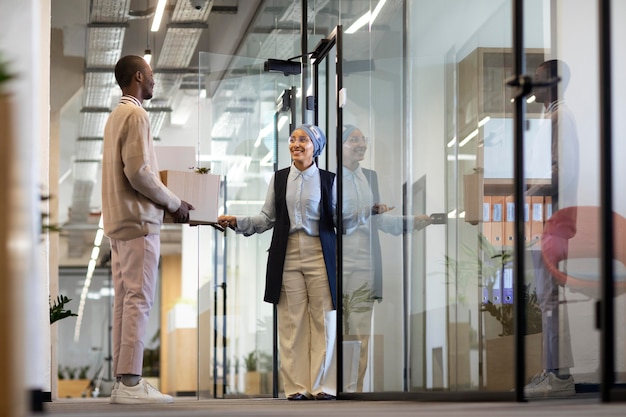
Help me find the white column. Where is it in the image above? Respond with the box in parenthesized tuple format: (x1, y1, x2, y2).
(0, 0, 51, 414)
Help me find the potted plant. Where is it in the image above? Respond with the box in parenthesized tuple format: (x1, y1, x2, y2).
(243, 350, 273, 396)
(445, 233, 514, 305)
(0, 53, 13, 86)
(482, 282, 543, 337)
(483, 286, 544, 391)
(243, 351, 260, 395)
(57, 364, 92, 398)
(342, 282, 376, 335)
(446, 232, 544, 390)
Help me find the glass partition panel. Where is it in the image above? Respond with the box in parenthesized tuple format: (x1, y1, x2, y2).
(338, 0, 409, 393)
(197, 43, 301, 398)
(189, 0, 614, 400)
(56, 267, 119, 398)
(611, 0, 626, 392)
(409, 0, 516, 393)
(522, 1, 601, 399)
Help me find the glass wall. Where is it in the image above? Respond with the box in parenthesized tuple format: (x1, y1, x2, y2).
(50, 0, 626, 404)
(409, 0, 517, 393)
(613, 0, 626, 391)
(520, 0, 601, 397)
(196, 5, 303, 397)
(337, 0, 411, 393)
(193, 0, 614, 399)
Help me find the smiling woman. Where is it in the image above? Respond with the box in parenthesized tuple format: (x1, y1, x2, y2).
(217, 123, 339, 400)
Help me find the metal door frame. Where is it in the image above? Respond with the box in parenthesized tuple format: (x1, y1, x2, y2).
(309, 24, 345, 396)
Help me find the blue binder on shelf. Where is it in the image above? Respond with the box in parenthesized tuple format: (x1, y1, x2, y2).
(491, 197, 504, 244)
(491, 269, 502, 304)
(502, 265, 513, 304)
(482, 275, 493, 304)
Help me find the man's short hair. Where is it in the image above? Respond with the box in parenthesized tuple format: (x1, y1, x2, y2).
(114, 55, 146, 89)
(541, 59, 571, 91)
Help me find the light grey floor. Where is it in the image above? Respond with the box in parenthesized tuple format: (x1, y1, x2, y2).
(41, 397, 626, 417)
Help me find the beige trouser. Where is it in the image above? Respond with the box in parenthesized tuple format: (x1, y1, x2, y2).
(110, 234, 160, 376)
(343, 270, 374, 392)
(278, 231, 335, 397)
(342, 229, 375, 392)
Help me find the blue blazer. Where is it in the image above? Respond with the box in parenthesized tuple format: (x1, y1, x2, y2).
(362, 168, 383, 300)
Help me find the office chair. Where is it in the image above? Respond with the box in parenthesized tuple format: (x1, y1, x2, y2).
(541, 205, 626, 298)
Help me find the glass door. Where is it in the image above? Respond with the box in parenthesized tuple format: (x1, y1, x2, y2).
(188, 0, 626, 402)
(516, 0, 603, 401)
(196, 50, 300, 399)
(309, 25, 345, 393)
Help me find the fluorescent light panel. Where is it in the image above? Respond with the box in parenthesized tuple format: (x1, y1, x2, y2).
(151, 0, 167, 32)
(345, 0, 387, 34)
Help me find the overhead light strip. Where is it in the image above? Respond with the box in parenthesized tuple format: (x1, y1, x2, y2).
(345, 0, 387, 34)
(151, 0, 167, 32)
(73, 215, 105, 342)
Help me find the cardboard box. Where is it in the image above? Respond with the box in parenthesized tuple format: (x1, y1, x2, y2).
(160, 170, 220, 225)
(463, 171, 483, 225)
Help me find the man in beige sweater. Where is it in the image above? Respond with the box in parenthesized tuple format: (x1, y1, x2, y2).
(102, 55, 193, 404)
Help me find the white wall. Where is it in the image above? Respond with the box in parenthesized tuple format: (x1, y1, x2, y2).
(557, 0, 601, 209)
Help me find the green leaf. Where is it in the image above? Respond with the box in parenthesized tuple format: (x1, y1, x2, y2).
(50, 295, 78, 324)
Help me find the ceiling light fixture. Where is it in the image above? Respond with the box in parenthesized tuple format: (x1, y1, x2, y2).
(145, 3, 154, 64)
(345, 0, 388, 34)
(151, 0, 167, 32)
(458, 129, 478, 147)
(143, 48, 152, 64)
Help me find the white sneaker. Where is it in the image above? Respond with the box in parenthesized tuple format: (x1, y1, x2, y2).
(109, 381, 120, 403)
(111, 378, 173, 404)
(524, 371, 575, 398)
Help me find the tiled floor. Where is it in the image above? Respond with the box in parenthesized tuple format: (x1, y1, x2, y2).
(40, 397, 626, 417)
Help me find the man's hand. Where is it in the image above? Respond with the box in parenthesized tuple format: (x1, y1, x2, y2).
(170, 200, 194, 223)
(371, 203, 395, 215)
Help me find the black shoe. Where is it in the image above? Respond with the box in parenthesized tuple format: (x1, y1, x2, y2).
(315, 392, 336, 400)
(287, 393, 310, 401)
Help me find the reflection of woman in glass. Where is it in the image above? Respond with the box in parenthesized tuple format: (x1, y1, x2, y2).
(341, 125, 431, 391)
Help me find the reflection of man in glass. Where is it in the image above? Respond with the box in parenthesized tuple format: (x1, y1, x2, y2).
(525, 59, 579, 398)
(341, 125, 431, 391)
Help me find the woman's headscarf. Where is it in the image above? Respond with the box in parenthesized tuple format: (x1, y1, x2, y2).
(295, 124, 326, 157)
(342, 124, 358, 143)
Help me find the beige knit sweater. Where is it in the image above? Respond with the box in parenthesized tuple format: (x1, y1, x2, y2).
(101, 96, 181, 240)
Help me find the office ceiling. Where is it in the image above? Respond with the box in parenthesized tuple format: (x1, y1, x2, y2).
(53, 0, 249, 265)
(51, 0, 325, 265)
(51, 0, 397, 266)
